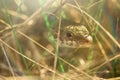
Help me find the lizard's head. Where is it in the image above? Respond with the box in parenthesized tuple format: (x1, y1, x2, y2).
(57, 25, 93, 48)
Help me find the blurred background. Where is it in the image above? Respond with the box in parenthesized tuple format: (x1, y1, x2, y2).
(0, 0, 120, 80)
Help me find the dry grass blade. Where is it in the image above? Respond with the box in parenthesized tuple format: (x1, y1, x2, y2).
(0, 43, 17, 80)
(95, 37, 113, 72)
(0, 6, 93, 80)
(0, 39, 71, 80)
(0, 19, 85, 77)
(1, 0, 119, 79)
(52, 1, 62, 80)
(87, 0, 103, 10)
(66, 3, 120, 48)
(18, 31, 93, 79)
(2, 9, 28, 20)
(98, 32, 115, 53)
(1, 0, 56, 36)
(23, 0, 55, 25)
(89, 53, 120, 73)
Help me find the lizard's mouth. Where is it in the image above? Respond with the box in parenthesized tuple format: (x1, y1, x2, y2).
(57, 35, 93, 48)
(55, 25, 93, 48)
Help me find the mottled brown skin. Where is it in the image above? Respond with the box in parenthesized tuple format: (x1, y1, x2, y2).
(59, 25, 93, 48)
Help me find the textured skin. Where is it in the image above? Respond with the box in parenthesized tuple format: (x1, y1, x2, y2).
(64, 25, 90, 40)
(59, 25, 93, 48)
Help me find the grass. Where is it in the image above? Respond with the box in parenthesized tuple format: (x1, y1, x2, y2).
(1, 0, 30, 74)
(0, 0, 120, 80)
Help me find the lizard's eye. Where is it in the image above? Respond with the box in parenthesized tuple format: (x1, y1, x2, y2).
(66, 32, 72, 38)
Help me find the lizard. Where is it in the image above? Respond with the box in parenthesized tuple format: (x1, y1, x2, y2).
(55, 25, 93, 48)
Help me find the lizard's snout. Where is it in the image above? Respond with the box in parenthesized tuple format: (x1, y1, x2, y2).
(85, 35, 93, 43)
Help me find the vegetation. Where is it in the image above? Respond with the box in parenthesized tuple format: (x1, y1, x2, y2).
(0, 0, 120, 80)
